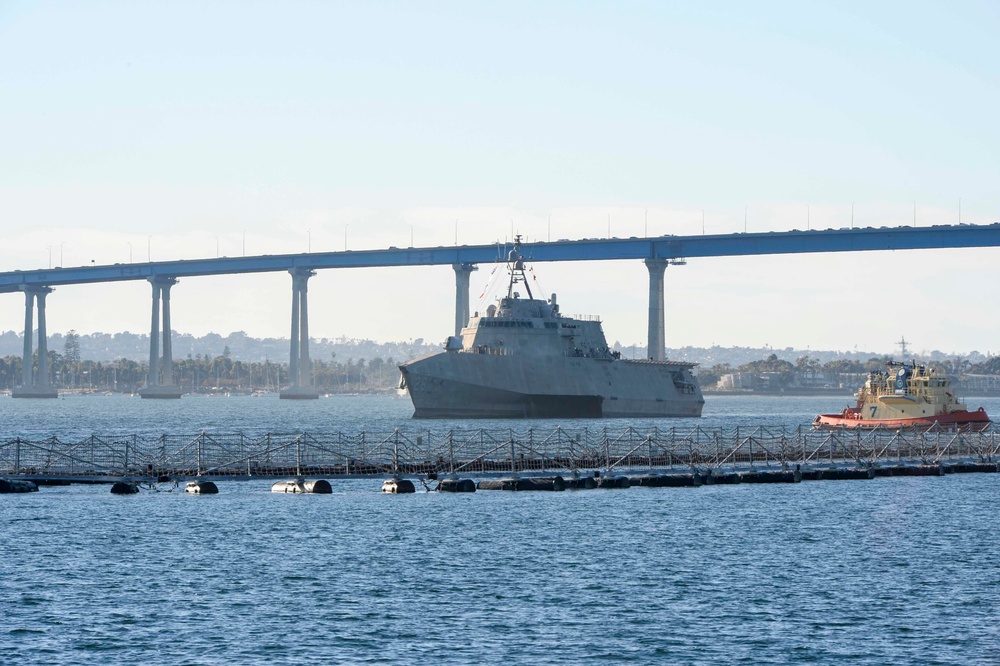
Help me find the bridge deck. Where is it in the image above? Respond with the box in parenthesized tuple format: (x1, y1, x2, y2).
(1, 223, 998, 292)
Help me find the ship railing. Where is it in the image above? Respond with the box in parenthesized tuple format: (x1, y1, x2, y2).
(566, 314, 601, 322)
(566, 347, 617, 359)
(462, 346, 512, 356)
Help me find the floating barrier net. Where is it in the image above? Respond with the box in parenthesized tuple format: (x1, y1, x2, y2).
(2, 424, 998, 479)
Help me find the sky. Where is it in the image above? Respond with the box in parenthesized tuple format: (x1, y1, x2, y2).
(1, 0, 999, 357)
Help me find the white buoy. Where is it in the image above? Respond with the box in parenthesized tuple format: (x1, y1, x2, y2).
(271, 478, 332, 494)
(381, 478, 415, 494)
(184, 480, 219, 494)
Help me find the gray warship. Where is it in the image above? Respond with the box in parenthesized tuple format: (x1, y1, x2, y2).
(399, 238, 705, 419)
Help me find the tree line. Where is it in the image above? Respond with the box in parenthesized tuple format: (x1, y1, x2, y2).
(5, 335, 1000, 393)
(0, 341, 402, 393)
(697, 353, 999, 390)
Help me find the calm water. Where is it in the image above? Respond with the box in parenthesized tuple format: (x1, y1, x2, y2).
(5, 392, 1000, 439)
(3, 394, 1000, 664)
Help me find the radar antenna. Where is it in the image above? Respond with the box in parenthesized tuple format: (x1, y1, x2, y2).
(896, 336, 909, 357)
(505, 235, 534, 300)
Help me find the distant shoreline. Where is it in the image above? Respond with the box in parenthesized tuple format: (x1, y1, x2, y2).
(704, 388, 852, 397)
(705, 388, 1000, 398)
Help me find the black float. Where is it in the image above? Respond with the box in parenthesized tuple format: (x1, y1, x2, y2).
(185, 480, 220, 494)
(110, 480, 140, 495)
(477, 476, 566, 491)
(437, 478, 476, 492)
(382, 478, 416, 493)
(0, 478, 39, 493)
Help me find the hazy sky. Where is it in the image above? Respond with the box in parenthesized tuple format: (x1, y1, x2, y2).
(2, 1, 999, 356)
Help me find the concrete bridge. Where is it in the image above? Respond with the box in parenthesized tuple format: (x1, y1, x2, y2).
(2, 223, 999, 398)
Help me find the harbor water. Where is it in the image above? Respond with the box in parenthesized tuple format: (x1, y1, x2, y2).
(3, 394, 1000, 664)
(12, 391, 1000, 440)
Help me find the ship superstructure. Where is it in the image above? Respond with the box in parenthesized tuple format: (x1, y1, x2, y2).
(399, 238, 704, 419)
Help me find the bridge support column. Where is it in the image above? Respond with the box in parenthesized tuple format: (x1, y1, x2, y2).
(13, 286, 57, 398)
(453, 263, 478, 336)
(645, 258, 669, 361)
(20, 290, 33, 388)
(140, 277, 183, 398)
(161, 280, 175, 386)
(281, 268, 319, 399)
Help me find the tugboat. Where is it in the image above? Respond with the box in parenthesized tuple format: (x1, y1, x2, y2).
(814, 360, 990, 429)
(398, 237, 704, 419)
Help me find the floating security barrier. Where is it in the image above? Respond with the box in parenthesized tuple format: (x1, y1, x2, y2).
(627, 474, 661, 487)
(476, 478, 515, 491)
(564, 475, 598, 490)
(596, 475, 630, 489)
(740, 470, 801, 484)
(477, 476, 566, 491)
(436, 478, 476, 492)
(382, 478, 416, 494)
(703, 471, 741, 485)
(628, 474, 701, 488)
(305, 479, 332, 493)
(799, 468, 874, 481)
(942, 462, 998, 474)
(271, 479, 333, 494)
(110, 480, 140, 495)
(945, 462, 998, 474)
(184, 480, 220, 494)
(519, 476, 565, 491)
(873, 465, 944, 477)
(0, 478, 39, 493)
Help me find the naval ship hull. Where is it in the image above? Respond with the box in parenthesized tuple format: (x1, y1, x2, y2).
(400, 353, 704, 419)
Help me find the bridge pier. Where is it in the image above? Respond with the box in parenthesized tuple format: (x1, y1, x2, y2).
(139, 277, 183, 399)
(453, 263, 478, 336)
(13, 286, 57, 398)
(281, 268, 319, 399)
(644, 258, 668, 361)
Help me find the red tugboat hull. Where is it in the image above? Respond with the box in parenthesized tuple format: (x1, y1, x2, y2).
(814, 407, 991, 430)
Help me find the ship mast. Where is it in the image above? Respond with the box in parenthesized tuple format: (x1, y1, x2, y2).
(896, 336, 909, 357)
(505, 235, 535, 300)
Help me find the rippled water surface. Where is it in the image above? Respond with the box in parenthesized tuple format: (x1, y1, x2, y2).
(4, 392, 999, 439)
(3, 395, 1000, 664)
